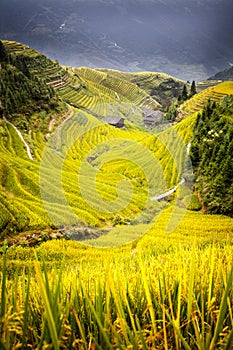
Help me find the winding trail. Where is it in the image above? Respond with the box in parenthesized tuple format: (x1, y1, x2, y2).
(150, 142, 191, 201)
(187, 142, 191, 155)
(115, 92, 120, 100)
(3, 117, 34, 160)
(150, 178, 185, 201)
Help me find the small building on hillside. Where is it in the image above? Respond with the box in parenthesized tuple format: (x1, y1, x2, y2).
(142, 108, 164, 128)
(104, 116, 125, 128)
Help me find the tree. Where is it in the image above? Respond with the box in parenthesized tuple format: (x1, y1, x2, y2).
(0, 40, 8, 63)
(181, 85, 188, 101)
(190, 80, 197, 97)
(165, 101, 178, 121)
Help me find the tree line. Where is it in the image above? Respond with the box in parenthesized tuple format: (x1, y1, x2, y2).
(0, 40, 62, 131)
(165, 81, 197, 121)
(190, 96, 233, 215)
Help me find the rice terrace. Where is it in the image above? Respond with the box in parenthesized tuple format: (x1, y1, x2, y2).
(0, 35, 233, 350)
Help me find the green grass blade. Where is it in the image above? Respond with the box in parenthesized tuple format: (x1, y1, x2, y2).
(0, 249, 7, 319)
(135, 316, 148, 350)
(187, 249, 196, 321)
(21, 273, 31, 348)
(167, 314, 191, 350)
(34, 259, 60, 350)
(0, 339, 7, 350)
(86, 297, 114, 350)
(222, 327, 233, 350)
(210, 260, 233, 349)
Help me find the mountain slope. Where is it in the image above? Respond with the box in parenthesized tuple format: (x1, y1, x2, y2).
(3, 41, 183, 126)
(190, 96, 233, 215)
(0, 41, 65, 132)
(179, 82, 233, 117)
(96, 69, 185, 108)
(0, 40, 233, 239)
(0, 40, 191, 237)
(1, 0, 233, 80)
(208, 65, 233, 82)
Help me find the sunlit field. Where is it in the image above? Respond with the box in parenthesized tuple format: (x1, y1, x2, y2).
(1, 41, 233, 349)
(1, 209, 233, 349)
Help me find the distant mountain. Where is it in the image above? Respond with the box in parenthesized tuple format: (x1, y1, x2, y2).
(208, 65, 233, 82)
(0, 0, 233, 81)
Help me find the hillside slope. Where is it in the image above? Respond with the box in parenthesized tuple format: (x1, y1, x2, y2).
(208, 65, 233, 81)
(0, 40, 192, 238)
(2, 40, 186, 128)
(190, 96, 233, 215)
(96, 69, 185, 108)
(179, 82, 233, 117)
(0, 41, 66, 132)
(0, 40, 233, 239)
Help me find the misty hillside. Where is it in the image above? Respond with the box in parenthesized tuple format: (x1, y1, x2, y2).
(208, 66, 233, 82)
(0, 0, 233, 81)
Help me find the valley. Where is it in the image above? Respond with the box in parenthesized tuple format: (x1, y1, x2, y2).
(0, 40, 233, 349)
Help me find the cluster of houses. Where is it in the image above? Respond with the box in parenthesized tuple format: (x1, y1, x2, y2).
(104, 107, 164, 129)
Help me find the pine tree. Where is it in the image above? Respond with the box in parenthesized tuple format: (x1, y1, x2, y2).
(181, 85, 188, 101)
(190, 80, 197, 97)
(0, 40, 8, 63)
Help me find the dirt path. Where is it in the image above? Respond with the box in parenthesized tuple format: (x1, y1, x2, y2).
(150, 178, 185, 201)
(150, 142, 191, 201)
(48, 117, 56, 132)
(3, 118, 34, 160)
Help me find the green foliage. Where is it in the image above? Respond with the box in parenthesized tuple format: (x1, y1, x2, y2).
(190, 80, 197, 97)
(0, 63, 62, 131)
(165, 100, 178, 121)
(190, 96, 233, 215)
(0, 41, 8, 63)
(181, 84, 188, 101)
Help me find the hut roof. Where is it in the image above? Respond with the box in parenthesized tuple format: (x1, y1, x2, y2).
(104, 116, 124, 125)
(142, 108, 164, 120)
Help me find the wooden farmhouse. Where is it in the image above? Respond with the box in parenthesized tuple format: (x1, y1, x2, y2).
(142, 108, 164, 128)
(104, 116, 125, 128)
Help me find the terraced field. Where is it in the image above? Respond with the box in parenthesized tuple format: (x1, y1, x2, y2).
(180, 82, 233, 116)
(3, 41, 71, 89)
(97, 69, 186, 107)
(196, 79, 222, 92)
(0, 102, 195, 239)
(3, 42, 165, 125)
(76, 67, 161, 110)
(1, 40, 233, 349)
(2, 40, 233, 241)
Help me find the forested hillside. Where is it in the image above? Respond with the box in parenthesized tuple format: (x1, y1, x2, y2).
(0, 41, 65, 132)
(190, 96, 233, 215)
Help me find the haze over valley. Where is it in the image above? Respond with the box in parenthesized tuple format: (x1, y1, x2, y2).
(1, 0, 233, 80)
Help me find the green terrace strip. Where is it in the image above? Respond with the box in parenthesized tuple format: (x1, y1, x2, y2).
(180, 82, 233, 116)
